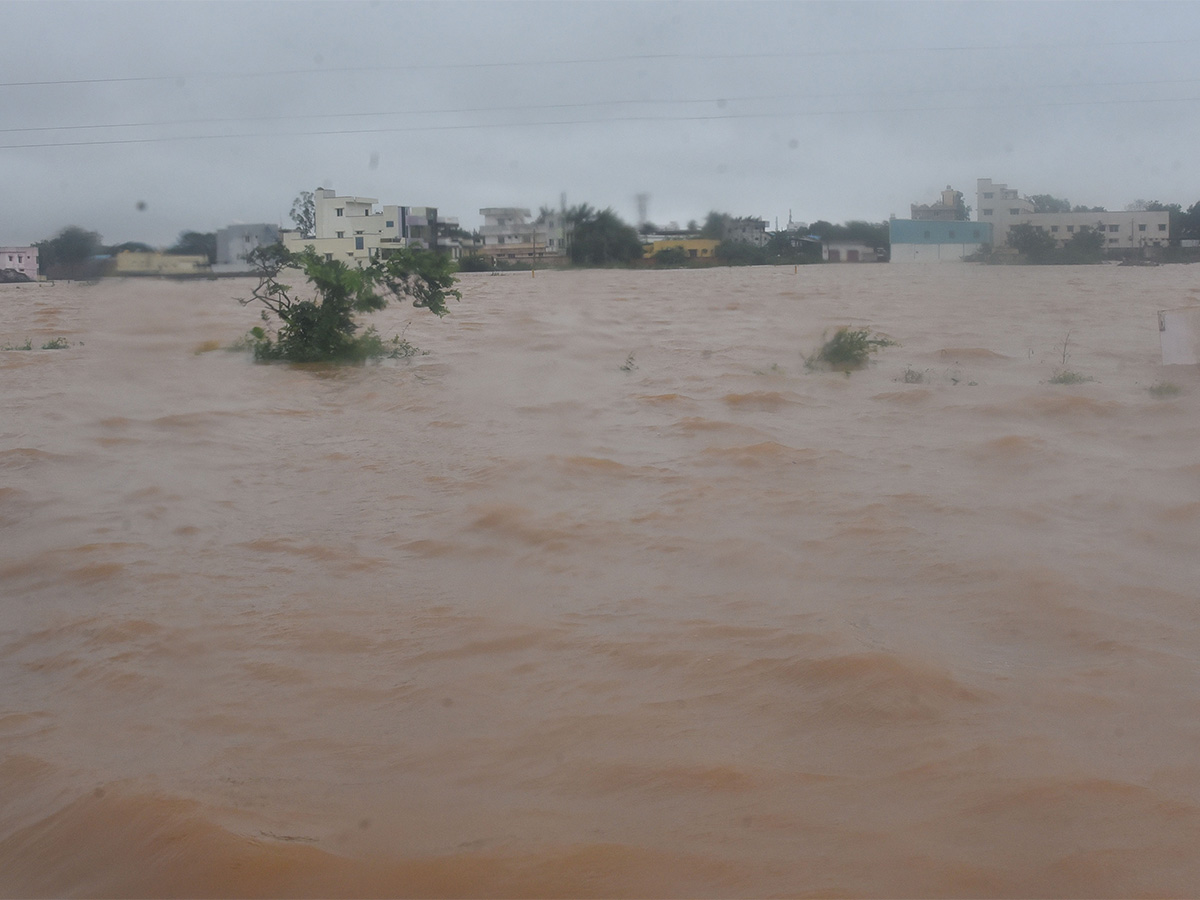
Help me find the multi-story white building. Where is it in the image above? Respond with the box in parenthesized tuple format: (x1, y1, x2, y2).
(1, 246, 39, 280)
(477, 207, 567, 260)
(977, 178, 1169, 252)
(284, 188, 439, 264)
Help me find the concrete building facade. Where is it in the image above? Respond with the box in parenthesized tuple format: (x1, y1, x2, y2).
(641, 238, 720, 260)
(1, 246, 39, 280)
(477, 208, 567, 261)
(977, 178, 1169, 252)
(284, 188, 439, 265)
(726, 217, 769, 247)
(889, 219, 993, 263)
(911, 186, 967, 221)
(823, 241, 881, 263)
(113, 251, 209, 276)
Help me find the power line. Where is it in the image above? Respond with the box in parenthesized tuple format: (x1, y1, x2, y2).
(2, 39, 1197, 88)
(5, 77, 1200, 137)
(4, 93, 1200, 151)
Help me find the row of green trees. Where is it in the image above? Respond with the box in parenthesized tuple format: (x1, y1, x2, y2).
(1006, 223, 1106, 264)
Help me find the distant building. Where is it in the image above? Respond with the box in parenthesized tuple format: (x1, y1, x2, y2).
(476, 207, 567, 261)
(977, 178, 1169, 252)
(889, 219, 993, 263)
(823, 241, 881, 263)
(113, 251, 210, 276)
(435, 216, 464, 260)
(1, 246, 39, 281)
(725, 217, 769, 247)
(642, 238, 720, 260)
(911, 186, 967, 221)
(283, 187, 440, 265)
(214, 224, 279, 273)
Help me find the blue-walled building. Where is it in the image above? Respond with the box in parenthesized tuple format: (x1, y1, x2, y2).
(889, 218, 992, 263)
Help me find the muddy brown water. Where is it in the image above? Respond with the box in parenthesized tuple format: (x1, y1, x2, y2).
(2, 265, 1200, 897)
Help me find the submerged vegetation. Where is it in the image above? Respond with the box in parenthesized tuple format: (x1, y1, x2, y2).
(239, 244, 458, 363)
(805, 327, 896, 371)
(1049, 370, 1094, 385)
(1149, 381, 1182, 398)
(2, 338, 72, 351)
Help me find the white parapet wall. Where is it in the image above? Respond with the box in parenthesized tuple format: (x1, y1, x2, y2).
(1159, 306, 1200, 365)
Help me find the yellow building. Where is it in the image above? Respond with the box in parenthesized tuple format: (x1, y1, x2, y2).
(642, 238, 720, 260)
(113, 251, 210, 276)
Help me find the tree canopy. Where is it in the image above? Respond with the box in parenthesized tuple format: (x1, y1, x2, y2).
(241, 244, 459, 363)
(700, 212, 732, 241)
(35, 226, 104, 278)
(1030, 194, 1072, 214)
(566, 206, 643, 266)
(1006, 223, 1103, 264)
(290, 191, 316, 238)
(167, 230, 216, 263)
(1006, 223, 1057, 262)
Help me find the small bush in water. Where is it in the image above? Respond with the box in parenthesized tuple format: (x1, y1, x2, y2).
(1149, 381, 1182, 398)
(807, 327, 896, 371)
(1049, 370, 1093, 385)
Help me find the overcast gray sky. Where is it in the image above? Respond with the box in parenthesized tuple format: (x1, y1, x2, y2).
(4, 0, 1200, 247)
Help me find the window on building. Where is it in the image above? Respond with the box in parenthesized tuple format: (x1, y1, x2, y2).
(355, 237, 364, 250)
(386, 221, 394, 228)
(1109, 225, 1119, 233)
(983, 192, 994, 199)
(1138, 224, 1147, 231)
(1108, 238, 1119, 244)
(1009, 208, 1021, 215)
(923, 230, 931, 239)
(1051, 225, 1059, 232)
(336, 208, 344, 217)
(336, 231, 344, 238)
(1159, 224, 1168, 231)
(982, 209, 993, 216)
(1067, 226, 1075, 232)
(325, 253, 333, 261)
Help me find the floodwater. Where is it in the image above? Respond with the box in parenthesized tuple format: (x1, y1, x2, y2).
(2, 264, 1200, 898)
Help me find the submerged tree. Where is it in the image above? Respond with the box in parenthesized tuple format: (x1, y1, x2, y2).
(240, 244, 459, 362)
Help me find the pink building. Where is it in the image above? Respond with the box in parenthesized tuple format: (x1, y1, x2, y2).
(1, 247, 39, 280)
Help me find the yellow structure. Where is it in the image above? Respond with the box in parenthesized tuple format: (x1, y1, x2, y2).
(113, 252, 210, 276)
(642, 239, 720, 259)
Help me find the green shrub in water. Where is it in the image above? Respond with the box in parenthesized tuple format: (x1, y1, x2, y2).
(807, 327, 896, 371)
(239, 244, 459, 363)
(1049, 370, 1093, 385)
